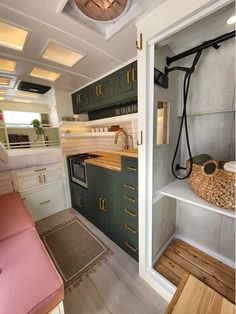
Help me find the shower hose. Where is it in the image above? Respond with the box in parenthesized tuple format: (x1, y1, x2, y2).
(165, 50, 202, 180)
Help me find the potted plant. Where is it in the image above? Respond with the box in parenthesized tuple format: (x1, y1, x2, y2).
(31, 119, 44, 142)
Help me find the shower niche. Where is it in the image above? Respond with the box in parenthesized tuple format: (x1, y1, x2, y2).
(151, 3, 235, 303)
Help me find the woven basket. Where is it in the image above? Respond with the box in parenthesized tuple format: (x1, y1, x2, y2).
(186, 157, 236, 211)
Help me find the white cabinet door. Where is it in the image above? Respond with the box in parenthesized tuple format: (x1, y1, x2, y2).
(0, 172, 13, 195)
(21, 180, 66, 221)
(15, 162, 64, 191)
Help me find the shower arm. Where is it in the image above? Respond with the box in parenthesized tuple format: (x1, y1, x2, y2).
(166, 30, 235, 66)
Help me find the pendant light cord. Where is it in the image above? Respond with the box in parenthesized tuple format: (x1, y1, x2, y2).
(165, 50, 202, 180)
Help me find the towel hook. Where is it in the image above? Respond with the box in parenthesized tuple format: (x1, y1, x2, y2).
(136, 33, 143, 51)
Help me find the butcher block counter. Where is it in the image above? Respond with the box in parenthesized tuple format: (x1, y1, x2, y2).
(85, 150, 138, 172)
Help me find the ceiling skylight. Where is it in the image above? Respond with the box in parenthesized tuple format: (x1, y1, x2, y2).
(0, 77, 11, 86)
(42, 41, 84, 67)
(0, 58, 16, 72)
(30, 67, 61, 81)
(0, 21, 28, 51)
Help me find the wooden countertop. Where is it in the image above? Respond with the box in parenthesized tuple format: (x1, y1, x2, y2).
(85, 150, 138, 172)
(165, 274, 235, 314)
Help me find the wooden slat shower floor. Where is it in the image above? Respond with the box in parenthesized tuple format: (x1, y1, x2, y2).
(154, 239, 235, 304)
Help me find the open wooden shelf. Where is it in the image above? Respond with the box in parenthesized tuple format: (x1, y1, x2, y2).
(159, 180, 235, 219)
(61, 132, 115, 139)
(60, 113, 138, 127)
(154, 239, 235, 304)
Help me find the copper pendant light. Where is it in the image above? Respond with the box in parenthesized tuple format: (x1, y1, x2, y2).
(74, 0, 130, 22)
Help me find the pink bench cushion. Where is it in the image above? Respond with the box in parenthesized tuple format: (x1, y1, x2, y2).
(0, 192, 34, 240)
(0, 227, 64, 314)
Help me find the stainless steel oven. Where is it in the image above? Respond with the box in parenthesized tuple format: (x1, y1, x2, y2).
(68, 153, 99, 189)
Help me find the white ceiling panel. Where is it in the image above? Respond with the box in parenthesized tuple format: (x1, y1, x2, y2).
(0, 0, 166, 94)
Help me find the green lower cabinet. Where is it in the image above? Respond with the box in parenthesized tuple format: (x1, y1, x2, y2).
(87, 164, 121, 246)
(70, 182, 92, 221)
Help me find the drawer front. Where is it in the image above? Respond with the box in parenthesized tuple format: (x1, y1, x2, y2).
(0, 172, 13, 195)
(121, 179, 138, 196)
(21, 181, 66, 221)
(122, 158, 138, 178)
(122, 215, 138, 239)
(121, 233, 138, 261)
(122, 192, 138, 209)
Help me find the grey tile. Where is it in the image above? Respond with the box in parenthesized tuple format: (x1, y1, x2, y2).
(152, 197, 176, 259)
(218, 216, 235, 261)
(176, 201, 222, 251)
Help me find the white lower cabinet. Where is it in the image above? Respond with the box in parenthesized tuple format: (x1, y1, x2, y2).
(21, 180, 66, 221)
(0, 172, 13, 195)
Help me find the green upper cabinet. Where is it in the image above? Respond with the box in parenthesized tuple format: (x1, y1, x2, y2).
(72, 87, 89, 114)
(113, 61, 137, 96)
(87, 74, 114, 109)
(71, 61, 137, 114)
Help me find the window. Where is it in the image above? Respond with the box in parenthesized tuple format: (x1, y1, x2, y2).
(3, 111, 41, 126)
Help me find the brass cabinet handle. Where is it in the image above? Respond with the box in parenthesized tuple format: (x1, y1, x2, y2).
(136, 33, 143, 51)
(132, 68, 136, 82)
(123, 195, 136, 204)
(123, 183, 136, 191)
(77, 195, 82, 207)
(77, 94, 81, 104)
(102, 198, 107, 211)
(127, 71, 131, 83)
(124, 208, 136, 217)
(137, 130, 143, 146)
(35, 168, 46, 172)
(43, 174, 46, 183)
(99, 197, 103, 210)
(40, 200, 51, 205)
(99, 84, 103, 95)
(124, 223, 137, 234)
(96, 85, 100, 96)
(127, 166, 137, 172)
(38, 175, 42, 184)
(125, 241, 137, 253)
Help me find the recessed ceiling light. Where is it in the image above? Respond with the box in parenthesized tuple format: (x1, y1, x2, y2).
(0, 21, 28, 51)
(13, 98, 32, 103)
(0, 58, 16, 72)
(16, 91, 38, 98)
(0, 96, 4, 100)
(0, 77, 11, 86)
(226, 16, 236, 24)
(42, 41, 84, 67)
(0, 89, 7, 94)
(30, 67, 61, 81)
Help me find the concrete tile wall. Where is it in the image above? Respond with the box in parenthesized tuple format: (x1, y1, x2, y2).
(176, 201, 235, 261)
(152, 197, 176, 259)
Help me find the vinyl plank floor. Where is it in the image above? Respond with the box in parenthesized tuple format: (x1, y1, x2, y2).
(36, 208, 168, 314)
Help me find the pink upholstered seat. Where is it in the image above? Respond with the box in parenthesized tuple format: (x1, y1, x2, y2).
(0, 192, 34, 240)
(0, 227, 64, 314)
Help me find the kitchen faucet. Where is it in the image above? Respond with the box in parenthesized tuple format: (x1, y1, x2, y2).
(114, 128, 128, 150)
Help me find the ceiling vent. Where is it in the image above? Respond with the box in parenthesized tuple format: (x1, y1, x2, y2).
(17, 81, 51, 94)
(59, 0, 143, 39)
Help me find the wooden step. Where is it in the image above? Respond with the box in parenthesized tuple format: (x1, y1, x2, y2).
(154, 239, 235, 304)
